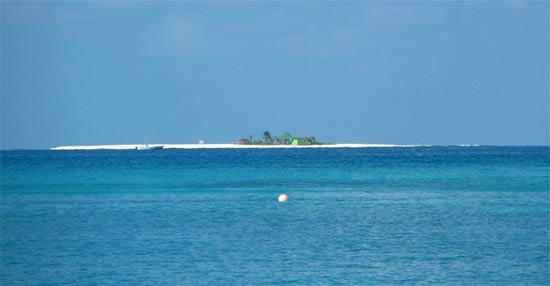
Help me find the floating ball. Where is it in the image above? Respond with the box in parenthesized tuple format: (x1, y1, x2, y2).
(278, 194, 288, 202)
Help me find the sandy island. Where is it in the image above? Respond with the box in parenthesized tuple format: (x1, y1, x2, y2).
(51, 143, 427, 150)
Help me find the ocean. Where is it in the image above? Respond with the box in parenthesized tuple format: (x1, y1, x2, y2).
(1, 146, 549, 285)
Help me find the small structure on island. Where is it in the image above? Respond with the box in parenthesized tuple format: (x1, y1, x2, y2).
(278, 132, 293, 144)
(291, 137, 314, 145)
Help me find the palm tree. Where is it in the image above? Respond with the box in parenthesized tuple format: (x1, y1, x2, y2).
(263, 131, 272, 144)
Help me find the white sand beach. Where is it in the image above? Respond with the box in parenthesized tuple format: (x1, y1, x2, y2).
(50, 143, 426, 150)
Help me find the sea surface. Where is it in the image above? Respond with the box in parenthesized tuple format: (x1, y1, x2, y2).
(1, 147, 549, 285)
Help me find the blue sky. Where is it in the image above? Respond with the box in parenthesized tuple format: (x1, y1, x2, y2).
(1, 1, 548, 149)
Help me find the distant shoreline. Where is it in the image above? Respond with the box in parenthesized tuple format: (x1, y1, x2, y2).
(50, 143, 427, 150)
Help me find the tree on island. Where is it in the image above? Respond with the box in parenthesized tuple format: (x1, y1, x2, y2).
(263, 131, 272, 144)
(238, 137, 250, 144)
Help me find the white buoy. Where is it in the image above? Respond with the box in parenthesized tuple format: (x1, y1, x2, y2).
(278, 194, 288, 202)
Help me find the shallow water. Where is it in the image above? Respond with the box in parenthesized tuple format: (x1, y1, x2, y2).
(1, 147, 549, 285)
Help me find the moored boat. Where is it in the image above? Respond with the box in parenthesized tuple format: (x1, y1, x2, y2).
(135, 144, 164, 150)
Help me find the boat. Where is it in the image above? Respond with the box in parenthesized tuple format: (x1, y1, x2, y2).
(135, 144, 164, 150)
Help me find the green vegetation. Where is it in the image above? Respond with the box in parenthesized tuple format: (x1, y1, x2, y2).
(238, 131, 326, 145)
(263, 131, 272, 144)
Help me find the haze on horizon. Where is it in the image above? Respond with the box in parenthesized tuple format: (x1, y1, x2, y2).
(1, 1, 548, 149)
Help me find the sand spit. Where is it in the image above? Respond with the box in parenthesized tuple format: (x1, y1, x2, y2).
(50, 143, 427, 150)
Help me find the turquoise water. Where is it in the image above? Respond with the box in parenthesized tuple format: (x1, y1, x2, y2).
(1, 147, 549, 285)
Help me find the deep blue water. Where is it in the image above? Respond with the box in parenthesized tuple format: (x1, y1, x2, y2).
(1, 147, 549, 285)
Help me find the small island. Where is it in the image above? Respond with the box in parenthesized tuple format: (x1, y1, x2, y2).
(237, 131, 329, 146)
(50, 134, 424, 150)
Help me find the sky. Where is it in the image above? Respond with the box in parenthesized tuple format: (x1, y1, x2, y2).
(1, 1, 548, 149)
